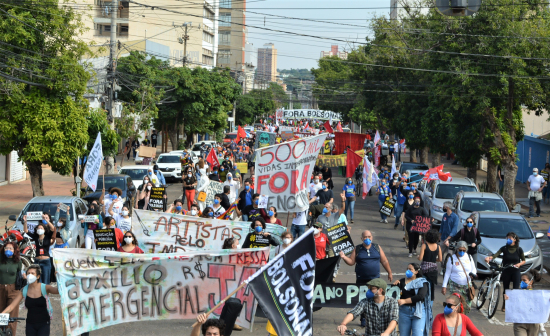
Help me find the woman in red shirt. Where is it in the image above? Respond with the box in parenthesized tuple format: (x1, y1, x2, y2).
(432, 293, 483, 336)
(117, 231, 144, 253)
(313, 222, 328, 260)
(264, 206, 283, 226)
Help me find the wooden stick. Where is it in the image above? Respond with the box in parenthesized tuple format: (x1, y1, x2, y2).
(191, 281, 248, 328)
(286, 211, 290, 229)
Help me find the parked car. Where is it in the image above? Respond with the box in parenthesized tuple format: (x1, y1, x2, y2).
(421, 178, 478, 226)
(170, 150, 199, 165)
(9, 196, 88, 248)
(452, 191, 513, 225)
(83, 174, 136, 209)
(243, 126, 254, 133)
(223, 133, 238, 143)
(399, 162, 429, 176)
(472, 212, 544, 275)
(191, 143, 212, 157)
(156, 153, 184, 181)
(118, 165, 153, 189)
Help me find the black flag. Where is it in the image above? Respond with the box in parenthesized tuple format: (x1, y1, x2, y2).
(246, 230, 315, 336)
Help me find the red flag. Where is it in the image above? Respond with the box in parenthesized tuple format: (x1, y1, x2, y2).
(206, 148, 220, 169)
(236, 125, 247, 143)
(323, 120, 334, 133)
(346, 150, 363, 178)
(438, 170, 453, 182)
(336, 122, 344, 132)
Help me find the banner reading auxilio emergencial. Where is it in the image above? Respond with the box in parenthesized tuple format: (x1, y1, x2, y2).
(255, 133, 327, 212)
(132, 209, 286, 253)
(53, 248, 269, 335)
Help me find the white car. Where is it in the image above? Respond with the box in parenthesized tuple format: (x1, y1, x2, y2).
(156, 154, 184, 181)
(118, 165, 153, 189)
(190, 141, 217, 156)
(170, 150, 199, 165)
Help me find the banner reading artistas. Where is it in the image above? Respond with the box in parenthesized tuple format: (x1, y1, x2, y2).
(283, 109, 341, 121)
(255, 133, 327, 212)
(53, 248, 268, 335)
(132, 210, 286, 253)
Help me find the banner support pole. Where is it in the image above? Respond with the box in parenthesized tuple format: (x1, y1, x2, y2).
(191, 281, 248, 328)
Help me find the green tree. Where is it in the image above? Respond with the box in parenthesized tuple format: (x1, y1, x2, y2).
(235, 89, 277, 125)
(0, 0, 92, 196)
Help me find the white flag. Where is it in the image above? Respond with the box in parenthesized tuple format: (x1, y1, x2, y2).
(84, 133, 103, 192)
(391, 154, 397, 177)
(374, 130, 381, 146)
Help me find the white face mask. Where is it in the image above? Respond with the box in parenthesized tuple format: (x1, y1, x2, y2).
(147, 186, 151, 190)
(283, 238, 292, 245)
(314, 179, 319, 183)
(122, 210, 129, 216)
(190, 210, 197, 216)
(314, 228, 320, 235)
(27, 274, 37, 284)
(36, 229, 45, 236)
(57, 221, 64, 227)
(124, 237, 133, 244)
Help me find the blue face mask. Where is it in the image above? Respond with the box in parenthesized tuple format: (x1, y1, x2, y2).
(214, 199, 220, 204)
(322, 208, 328, 214)
(208, 212, 214, 217)
(507, 238, 513, 245)
(268, 211, 274, 217)
(176, 206, 182, 211)
(228, 176, 232, 180)
(221, 168, 224, 171)
(467, 222, 473, 228)
(458, 251, 465, 257)
(111, 194, 117, 200)
(366, 289, 376, 300)
(348, 181, 353, 184)
(245, 185, 250, 190)
(42, 219, 47, 225)
(444, 306, 454, 315)
(4, 250, 13, 258)
(520, 281, 529, 289)
(364, 238, 372, 246)
(405, 270, 414, 278)
(214, 171, 218, 174)
(408, 195, 414, 199)
(148, 172, 152, 175)
(381, 182, 386, 185)
(255, 226, 263, 233)
(154, 170, 158, 173)
(322, 185, 327, 189)
(411, 186, 415, 190)
(233, 166, 237, 170)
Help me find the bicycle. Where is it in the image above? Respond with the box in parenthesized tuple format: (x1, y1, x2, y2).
(343, 329, 367, 336)
(475, 262, 516, 319)
(0, 316, 25, 336)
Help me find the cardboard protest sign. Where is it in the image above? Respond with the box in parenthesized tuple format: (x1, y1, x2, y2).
(313, 283, 400, 308)
(280, 130, 294, 141)
(93, 229, 117, 251)
(58, 203, 69, 212)
(26, 212, 42, 221)
(148, 187, 165, 211)
(505, 290, 550, 323)
(257, 195, 268, 209)
(53, 247, 269, 335)
(324, 222, 354, 256)
(84, 133, 102, 191)
(250, 131, 277, 161)
(137, 146, 156, 158)
(84, 215, 99, 223)
(411, 216, 431, 233)
(316, 150, 364, 167)
(379, 197, 396, 216)
(131, 209, 286, 253)
(255, 133, 327, 212)
(204, 181, 224, 207)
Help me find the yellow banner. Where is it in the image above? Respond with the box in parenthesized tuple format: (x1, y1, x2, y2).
(316, 150, 364, 167)
(236, 162, 248, 174)
(323, 140, 331, 154)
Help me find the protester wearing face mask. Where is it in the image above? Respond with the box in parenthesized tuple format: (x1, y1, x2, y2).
(2, 265, 59, 336)
(219, 186, 232, 211)
(309, 175, 324, 204)
(152, 164, 166, 186)
(138, 176, 151, 192)
(448, 217, 481, 264)
(401, 189, 415, 246)
(313, 222, 329, 260)
(223, 173, 239, 203)
(103, 187, 124, 218)
(485, 232, 525, 312)
(114, 206, 132, 232)
(235, 193, 266, 222)
(404, 196, 428, 257)
(242, 218, 279, 248)
(237, 179, 254, 218)
(79, 204, 103, 251)
(0, 242, 22, 336)
(23, 214, 56, 284)
(211, 195, 226, 218)
(136, 181, 154, 210)
(392, 263, 431, 336)
(442, 241, 476, 314)
(322, 166, 333, 189)
(183, 169, 198, 210)
(208, 166, 220, 182)
(316, 194, 346, 229)
(504, 269, 543, 336)
(196, 168, 210, 211)
(309, 181, 334, 205)
(343, 178, 356, 223)
(527, 167, 546, 218)
(394, 180, 408, 229)
(146, 167, 160, 187)
(201, 207, 215, 219)
(264, 206, 282, 226)
(377, 178, 392, 223)
(52, 204, 71, 249)
(431, 293, 482, 336)
(439, 202, 460, 269)
(389, 173, 400, 199)
(189, 204, 201, 217)
(418, 229, 442, 308)
(167, 199, 187, 215)
(337, 278, 398, 336)
(103, 216, 124, 247)
(229, 164, 242, 185)
(118, 231, 144, 253)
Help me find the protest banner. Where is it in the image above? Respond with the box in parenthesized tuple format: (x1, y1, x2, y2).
(84, 133, 103, 191)
(26, 211, 42, 221)
(59, 203, 69, 212)
(379, 197, 396, 217)
(316, 150, 364, 167)
(282, 109, 341, 120)
(131, 209, 286, 253)
(280, 130, 294, 141)
(53, 247, 269, 335)
(236, 162, 248, 174)
(204, 181, 224, 207)
(255, 133, 327, 212)
(324, 222, 354, 256)
(257, 195, 268, 209)
(411, 216, 432, 233)
(374, 145, 381, 167)
(323, 140, 331, 154)
(313, 283, 400, 308)
(84, 215, 99, 223)
(148, 187, 165, 211)
(93, 229, 117, 251)
(250, 131, 278, 162)
(505, 290, 550, 323)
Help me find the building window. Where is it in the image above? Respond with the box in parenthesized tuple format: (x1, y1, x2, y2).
(220, 13, 231, 27)
(120, 25, 128, 33)
(218, 50, 231, 63)
(202, 55, 214, 66)
(202, 31, 213, 44)
(219, 32, 231, 45)
(104, 25, 111, 32)
(203, 48, 213, 56)
(220, 0, 231, 8)
(203, 8, 214, 20)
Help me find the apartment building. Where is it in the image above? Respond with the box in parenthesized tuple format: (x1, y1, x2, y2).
(320, 45, 348, 59)
(257, 43, 278, 83)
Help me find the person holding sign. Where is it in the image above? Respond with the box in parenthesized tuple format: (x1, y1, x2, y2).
(504, 269, 542, 336)
(23, 215, 55, 285)
(52, 204, 71, 249)
(0, 242, 22, 336)
(118, 231, 144, 254)
(136, 181, 154, 210)
(442, 241, 476, 314)
(110, 205, 132, 233)
(104, 216, 124, 248)
(242, 218, 280, 249)
(431, 293, 483, 336)
(80, 204, 103, 250)
(404, 196, 428, 258)
(377, 178, 392, 224)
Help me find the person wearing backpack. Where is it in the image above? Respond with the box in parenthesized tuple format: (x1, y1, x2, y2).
(447, 217, 481, 265)
(2, 264, 58, 336)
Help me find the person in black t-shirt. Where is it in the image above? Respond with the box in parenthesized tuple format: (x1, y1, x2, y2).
(23, 214, 56, 284)
(151, 130, 158, 148)
(235, 193, 267, 222)
(242, 218, 280, 249)
(309, 181, 334, 205)
(208, 167, 220, 182)
(220, 186, 231, 210)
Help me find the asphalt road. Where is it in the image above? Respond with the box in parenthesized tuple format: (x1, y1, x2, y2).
(9, 171, 549, 335)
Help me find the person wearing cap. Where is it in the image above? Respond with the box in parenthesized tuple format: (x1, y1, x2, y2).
(527, 167, 546, 218)
(152, 164, 166, 186)
(337, 278, 398, 336)
(313, 222, 329, 260)
(442, 241, 476, 314)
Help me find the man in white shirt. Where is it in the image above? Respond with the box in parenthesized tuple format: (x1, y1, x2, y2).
(527, 167, 546, 218)
(309, 176, 323, 203)
(291, 210, 308, 239)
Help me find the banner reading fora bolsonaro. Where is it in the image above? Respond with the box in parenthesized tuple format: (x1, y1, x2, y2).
(53, 247, 269, 335)
(255, 134, 327, 212)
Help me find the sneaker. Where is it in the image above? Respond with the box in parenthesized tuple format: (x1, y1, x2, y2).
(380, 220, 385, 223)
(384, 219, 388, 223)
(351, 220, 354, 223)
(408, 253, 413, 258)
(361, 317, 366, 327)
(535, 214, 541, 217)
(413, 252, 417, 256)
(394, 225, 398, 230)
(439, 270, 444, 276)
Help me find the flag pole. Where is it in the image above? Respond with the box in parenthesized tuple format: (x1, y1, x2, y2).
(191, 281, 248, 328)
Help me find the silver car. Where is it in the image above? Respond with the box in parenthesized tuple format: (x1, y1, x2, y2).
(9, 196, 88, 248)
(452, 191, 514, 226)
(472, 212, 544, 275)
(421, 178, 477, 227)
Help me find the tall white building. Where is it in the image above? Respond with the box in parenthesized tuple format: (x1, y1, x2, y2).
(390, 0, 429, 19)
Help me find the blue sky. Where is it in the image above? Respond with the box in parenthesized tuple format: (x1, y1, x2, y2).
(246, 0, 389, 70)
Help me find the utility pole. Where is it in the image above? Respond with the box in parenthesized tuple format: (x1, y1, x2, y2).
(182, 24, 189, 65)
(105, 0, 118, 174)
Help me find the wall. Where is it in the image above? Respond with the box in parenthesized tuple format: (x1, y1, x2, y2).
(515, 136, 550, 183)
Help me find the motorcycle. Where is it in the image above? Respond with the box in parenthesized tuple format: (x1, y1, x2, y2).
(2, 220, 35, 271)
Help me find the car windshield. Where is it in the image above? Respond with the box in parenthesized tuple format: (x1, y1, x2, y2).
(400, 163, 429, 173)
(119, 169, 148, 181)
(436, 184, 477, 199)
(21, 203, 74, 221)
(88, 177, 126, 191)
(408, 174, 424, 183)
(460, 198, 508, 212)
(478, 217, 534, 239)
(192, 144, 211, 151)
(225, 134, 237, 139)
(157, 156, 181, 163)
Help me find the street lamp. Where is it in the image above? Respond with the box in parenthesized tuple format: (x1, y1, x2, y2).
(435, 0, 481, 16)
